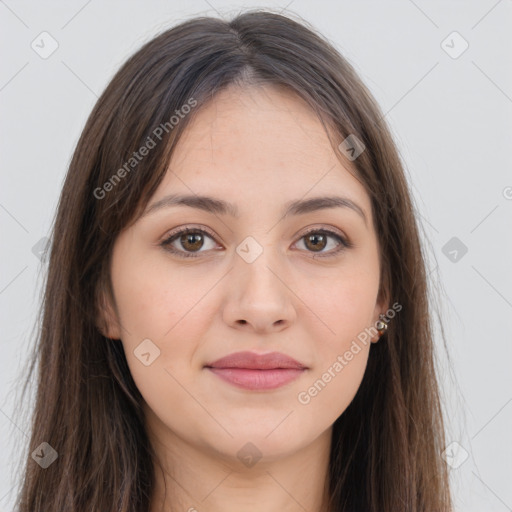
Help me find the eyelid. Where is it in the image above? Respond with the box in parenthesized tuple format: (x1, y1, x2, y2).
(162, 224, 219, 243)
(298, 224, 348, 242)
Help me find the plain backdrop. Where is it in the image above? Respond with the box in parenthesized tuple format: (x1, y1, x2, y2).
(1, 1, 511, 511)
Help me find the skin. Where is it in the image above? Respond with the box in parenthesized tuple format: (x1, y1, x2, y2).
(100, 83, 388, 512)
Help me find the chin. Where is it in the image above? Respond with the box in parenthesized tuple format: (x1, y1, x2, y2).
(211, 419, 317, 458)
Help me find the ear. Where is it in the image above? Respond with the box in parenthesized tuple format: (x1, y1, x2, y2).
(370, 285, 391, 343)
(95, 286, 122, 340)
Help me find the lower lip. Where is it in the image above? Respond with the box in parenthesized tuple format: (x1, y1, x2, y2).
(207, 367, 305, 390)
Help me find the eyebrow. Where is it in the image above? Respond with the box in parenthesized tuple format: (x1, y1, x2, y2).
(142, 193, 368, 226)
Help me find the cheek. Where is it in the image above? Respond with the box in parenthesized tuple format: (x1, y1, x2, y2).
(298, 345, 370, 428)
(109, 250, 215, 401)
(298, 272, 375, 421)
(298, 256, 378, 414)
(113, 265, 211, 431)
(307, 262, 379, 342)
(111, 246, 216, 341)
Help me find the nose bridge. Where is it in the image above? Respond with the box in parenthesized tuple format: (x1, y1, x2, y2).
(234, 234, 287, 299)
(222, 233, 296, 331)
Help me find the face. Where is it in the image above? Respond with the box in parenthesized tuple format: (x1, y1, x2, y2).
(101, 84, 387, 467)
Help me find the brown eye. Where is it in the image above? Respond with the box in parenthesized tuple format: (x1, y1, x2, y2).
(304, 232, 328, 252)
(179, 232, 204, 252)
(161, 227, 218, 258)
(296, 228, 351, 258)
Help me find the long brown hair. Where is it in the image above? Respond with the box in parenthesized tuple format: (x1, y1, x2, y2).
(12, 9, 454, 511)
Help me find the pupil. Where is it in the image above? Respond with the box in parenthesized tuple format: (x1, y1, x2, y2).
(183, 233, 203, 251)
(308, 234, 325, 251)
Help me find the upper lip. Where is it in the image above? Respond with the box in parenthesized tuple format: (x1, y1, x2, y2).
(205, 351, 307, 370)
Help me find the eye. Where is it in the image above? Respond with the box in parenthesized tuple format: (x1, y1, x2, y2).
(293, 227, 352, 258)
(160, 226, 352, 259)
(160, 226, 219, 259)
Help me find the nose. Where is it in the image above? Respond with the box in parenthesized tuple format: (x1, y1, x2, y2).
(222, 248, 297, 334)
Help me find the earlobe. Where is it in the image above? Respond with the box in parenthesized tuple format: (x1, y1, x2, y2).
(370, 313, 389, 343)
(374, 314, 389, 341)
(95, 288, 122, 340)
(371, 288, 391, 343)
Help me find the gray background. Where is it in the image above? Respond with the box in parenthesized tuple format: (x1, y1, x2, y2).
(1, 1, 511, 511)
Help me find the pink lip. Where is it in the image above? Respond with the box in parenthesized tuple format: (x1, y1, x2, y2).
(205, 351, 307, 391)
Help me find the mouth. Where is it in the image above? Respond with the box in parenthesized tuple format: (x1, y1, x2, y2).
(204, 351, 308, 391)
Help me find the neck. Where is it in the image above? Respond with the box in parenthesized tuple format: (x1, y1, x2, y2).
(147, 415, 333, 512)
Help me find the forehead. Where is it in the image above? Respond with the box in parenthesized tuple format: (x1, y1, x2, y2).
(157, 84, 371, 218)
(173, 84, 337, 167)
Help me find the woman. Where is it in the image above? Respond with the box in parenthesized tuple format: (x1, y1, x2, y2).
(13, 9, 453, 512)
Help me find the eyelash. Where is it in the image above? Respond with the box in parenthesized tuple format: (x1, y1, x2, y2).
(160, 225, 352, 259)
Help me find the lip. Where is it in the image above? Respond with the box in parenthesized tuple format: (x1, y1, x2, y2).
(205, 351, 307, 391)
